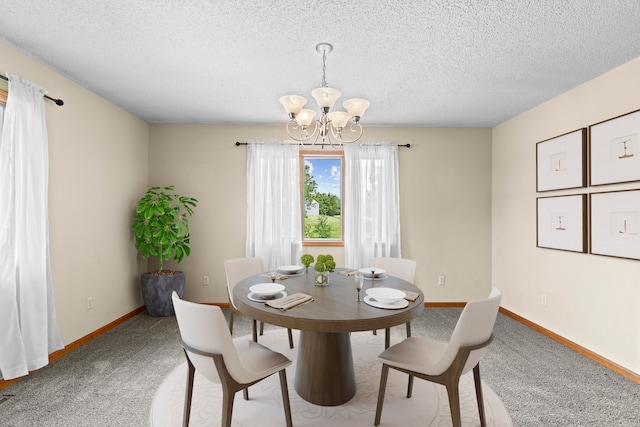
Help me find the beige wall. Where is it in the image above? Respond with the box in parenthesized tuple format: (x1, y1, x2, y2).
(492, 57, 640, 375)
(148, 125, 493, 304)
(0, 42, 149, 346)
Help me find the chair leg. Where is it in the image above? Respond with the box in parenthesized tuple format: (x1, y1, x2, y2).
(374, 364, 390, 426)
(251, 319, 258, 342)
(183, 357, 196, 427)
(384, 327, 391, 349)
(473, 364, 487, 427)
(407, 375, 414, 398)
(287, 328, 294, 349)
(221, 388, 236, 427)
(228, 310, 234, 334)
(405, 320, 414, 398)
(279, 370, 293, 427)
(445, 382, 462, 427)
(372, 329, 377, 335)
(260, 321, 264, 336)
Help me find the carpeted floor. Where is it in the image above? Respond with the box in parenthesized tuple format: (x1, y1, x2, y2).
(1, 308, 638, 426)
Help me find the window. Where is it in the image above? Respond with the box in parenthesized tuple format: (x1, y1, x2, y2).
(301, 150, 344, 246)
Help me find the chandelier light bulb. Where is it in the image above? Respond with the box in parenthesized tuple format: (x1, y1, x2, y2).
(343, 98, 370, 119)
(279, 95, 307, 116)
(327, 111, 351, 129)
(311, 87, 341, 109)
(295, 109, 316, 126)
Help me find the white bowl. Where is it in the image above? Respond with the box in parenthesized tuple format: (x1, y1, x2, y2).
(365, 287, 406, 304)
(359, 267, 386, 277)
(277, 264, 303, 274)
(249, 283, 285, 297)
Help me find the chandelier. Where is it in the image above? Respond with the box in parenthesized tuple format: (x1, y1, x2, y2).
(279, 43, 370, 147)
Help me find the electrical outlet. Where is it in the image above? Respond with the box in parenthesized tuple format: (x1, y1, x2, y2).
(86, 297, 93, 310)
(203, 276, 209, 286)
(438, 276, 445, 286)
(541, 294, 547, 306)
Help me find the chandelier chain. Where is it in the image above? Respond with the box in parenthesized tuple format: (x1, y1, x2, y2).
(321, 49, 328, 88)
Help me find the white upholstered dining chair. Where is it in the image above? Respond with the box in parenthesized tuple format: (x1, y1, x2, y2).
(224, 257, 294, 348)
(374, 287, 502, 427)
(373, 257, 417, 348)
(172, 292, 293, 427)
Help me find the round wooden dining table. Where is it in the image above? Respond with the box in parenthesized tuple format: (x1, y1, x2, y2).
(233, 269, 424, 406)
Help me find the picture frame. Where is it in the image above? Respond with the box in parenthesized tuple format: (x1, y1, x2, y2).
(590, 109, 640, 186)
(536, 128, 587, 192)
(590, 190, 640, 260)
(536, 194, 588, 253)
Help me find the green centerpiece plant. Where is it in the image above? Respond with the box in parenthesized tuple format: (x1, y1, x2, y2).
(131, 185, 198, 316)
(313, 254, 336, 286)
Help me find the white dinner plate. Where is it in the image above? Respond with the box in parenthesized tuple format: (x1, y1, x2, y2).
(248, 291, 287, 302)
(364, 295, 409, 310)
(366, 287, 406, 304)
(277, 265, 304, 274)
(359, 267, 386, 277)
(249, 283, 286, 297)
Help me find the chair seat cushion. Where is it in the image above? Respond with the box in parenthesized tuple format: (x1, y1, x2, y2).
(377, 336, 449, 376)
(235, 339, 291, 381)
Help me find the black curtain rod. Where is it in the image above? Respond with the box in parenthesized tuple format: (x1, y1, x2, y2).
(235, 141, 411, 148)
(0, 74, 64, 106)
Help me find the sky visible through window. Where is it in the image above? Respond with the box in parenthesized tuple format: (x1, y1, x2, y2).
(304, 157, 341, 198)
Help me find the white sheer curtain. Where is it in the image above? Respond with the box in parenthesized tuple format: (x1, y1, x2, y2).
(344, 142, 402, 269)
(246, 141, 302, 270)
(0, 74, 63, 380)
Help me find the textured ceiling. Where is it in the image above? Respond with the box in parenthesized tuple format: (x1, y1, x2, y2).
(1, 1, 640, 127)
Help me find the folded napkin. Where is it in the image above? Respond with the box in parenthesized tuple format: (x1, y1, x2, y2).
(266, 293, 313, 310)
(261, 273, 289, 281)
(338, 269, 360, 276)
(403, 291, 420, 302)
(376, 287, 419, 302)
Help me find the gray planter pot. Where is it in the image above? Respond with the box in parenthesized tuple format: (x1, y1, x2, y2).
(140, 271, 185, 316)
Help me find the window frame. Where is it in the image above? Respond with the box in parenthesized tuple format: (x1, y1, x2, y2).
(300, 149, 345, 247)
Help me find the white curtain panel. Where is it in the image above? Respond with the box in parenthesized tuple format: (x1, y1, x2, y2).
(246, 141, 302, 270)
(344, 142, 402, 269)
(0, 75, 63, 380)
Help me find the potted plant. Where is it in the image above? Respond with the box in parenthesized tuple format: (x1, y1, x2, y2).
(131, 185, 198, 316)
(313, 254, 336, 286)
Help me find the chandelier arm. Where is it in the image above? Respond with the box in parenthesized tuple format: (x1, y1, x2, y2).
(327, 123, 343, 149)
(328, 122, 363, 145)
(301, 123, 323, 147)
(285, 120, 320, 143)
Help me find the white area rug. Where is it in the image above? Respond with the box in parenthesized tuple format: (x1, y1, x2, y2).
(151, 330, 512, 426)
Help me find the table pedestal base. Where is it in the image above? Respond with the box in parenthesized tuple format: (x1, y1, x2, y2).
(294, 331, 356, 406)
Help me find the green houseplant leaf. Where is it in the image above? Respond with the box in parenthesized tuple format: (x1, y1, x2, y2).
(132, 185, 198, 273)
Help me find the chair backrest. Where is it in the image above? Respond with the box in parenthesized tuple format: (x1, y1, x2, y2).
(172, 292, 253, 384)
(224, 257, 265, 308)
(373, 257, 417, 284)
(436, 288, 502, 375)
